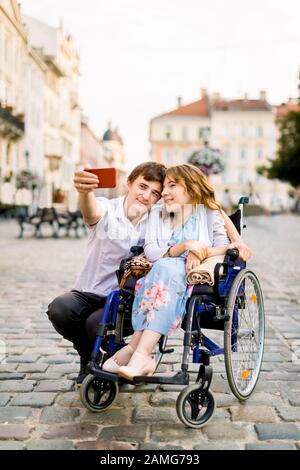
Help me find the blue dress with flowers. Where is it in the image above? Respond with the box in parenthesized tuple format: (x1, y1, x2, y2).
(131, 213, 199, 336)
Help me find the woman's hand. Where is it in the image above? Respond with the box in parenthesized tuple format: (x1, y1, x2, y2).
(185, 241, 209, 262)
(185, 252, 202, 274)
(228, 242, 252, 261)
(73, 170, 99, 194)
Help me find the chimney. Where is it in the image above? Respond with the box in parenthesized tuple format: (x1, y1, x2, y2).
(212, 92, 221, 102)
(177, 96, 182, 107)
(260, 90, 267, 101)
(201, 88, 208, 99)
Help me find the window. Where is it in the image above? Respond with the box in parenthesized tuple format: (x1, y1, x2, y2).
(165, 126, 172, 140)
(240, 148, 247, 160)
(199, 127, 210, 140)
(240, 126, 247, 137)
(257, 126, 263, 138)
(257, 148, 263, 160)
(164, 151, 172, 164)
(182, 127, 188, 141)
(238, 170, 246, 184)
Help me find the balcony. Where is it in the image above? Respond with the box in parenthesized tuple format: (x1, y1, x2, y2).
(0, 104, 24, 140)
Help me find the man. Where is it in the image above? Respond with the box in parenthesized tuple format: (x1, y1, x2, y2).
(47, 162, 251, 384)
(47, 162, 166, 384)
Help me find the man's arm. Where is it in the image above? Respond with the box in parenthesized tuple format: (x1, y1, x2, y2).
(73, 170, 104, 225)
(221, 210, 252, 261)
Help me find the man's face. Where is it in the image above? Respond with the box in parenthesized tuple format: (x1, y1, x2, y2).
(126, 175, 162, 219)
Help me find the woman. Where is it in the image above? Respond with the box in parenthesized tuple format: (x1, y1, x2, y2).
(103, 164, 230, 379)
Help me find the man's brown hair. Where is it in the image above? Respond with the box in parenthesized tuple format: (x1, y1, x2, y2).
(128, 162, 166, 186)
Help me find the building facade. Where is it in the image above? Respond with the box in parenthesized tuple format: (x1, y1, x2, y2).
(0, 0, 26, 205)
(24, 15, 81, 208)
(150, 89, 291, 210)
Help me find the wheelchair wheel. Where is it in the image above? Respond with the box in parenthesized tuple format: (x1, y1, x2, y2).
(176, 384, 216, 429)
(80, 374, 118, 413)
(224, 269, 264, 401)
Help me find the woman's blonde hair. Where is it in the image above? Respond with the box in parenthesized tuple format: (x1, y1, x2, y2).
(165, 164, 222, 211)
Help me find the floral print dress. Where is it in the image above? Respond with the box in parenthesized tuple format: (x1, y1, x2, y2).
(131, 213, 198, 336)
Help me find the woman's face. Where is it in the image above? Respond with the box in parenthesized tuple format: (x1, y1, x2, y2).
(161, 176, 192, 212)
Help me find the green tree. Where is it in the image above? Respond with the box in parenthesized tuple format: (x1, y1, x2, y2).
(257, 109, 300, 188)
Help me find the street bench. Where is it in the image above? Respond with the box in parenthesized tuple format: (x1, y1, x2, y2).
(16, 207, 86, 239)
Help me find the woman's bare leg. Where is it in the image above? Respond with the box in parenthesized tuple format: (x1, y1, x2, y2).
(134, 330, 161, 357)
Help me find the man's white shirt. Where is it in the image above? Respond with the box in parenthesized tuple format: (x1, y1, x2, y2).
(74, 196, 149, 296)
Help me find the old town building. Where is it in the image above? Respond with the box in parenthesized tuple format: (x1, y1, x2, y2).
(150, 88, 291, 210)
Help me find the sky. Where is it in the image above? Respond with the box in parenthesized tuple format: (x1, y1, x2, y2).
(20, 0, 300, 170)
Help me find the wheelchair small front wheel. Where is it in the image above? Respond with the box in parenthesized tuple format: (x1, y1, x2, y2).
(176, 384, 216, 429)
(80, 374, 118, 413)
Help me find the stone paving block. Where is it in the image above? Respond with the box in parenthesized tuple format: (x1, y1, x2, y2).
(26, 440, 75, 450)
(255, 423, 300, 440)
(0, 407, 33, 423)
(6, 355, 41, 363)
(35, 380, 74, 392)
(194, 442, 241, 450)
(286, 391, 300, 407)
(276, 406, 300, 422)
(114, 392, 150, 408)
(40, 406, 80, 423)
(246, 442, 297, 450)
(99, 425, 148, 443)
(0, 441, 26, 450)
(25, 373, 62, 381)
(17, 364, 50, 373)
(0, 364, 18, 373)
(39, 355, 75, 364)
(0, 380, 35, 393)
(203, 423, 252, 440)
(42, 423, 100, 440)
(80, 408, 132, 425)
(141, 442, 185, 450)
(0, 373, 25, 381)
(229, 405, 278, 423)
(0, 394, 12, 406)
(150, 424, 198, 444)
(133, 406, 179, 424)
(0, 424, 34, 441)
(149, 392, 178, 407)
(213, 393, 239, 407)
(10, 392, 57, 407)
(56, 391, 83, 408)
(47, 364, 79, 375)
(76, 440, 138, 451)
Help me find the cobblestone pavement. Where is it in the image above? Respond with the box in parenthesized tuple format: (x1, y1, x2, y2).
(0, 215, 300, 451)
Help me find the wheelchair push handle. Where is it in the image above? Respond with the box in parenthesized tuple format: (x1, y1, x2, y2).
(130, 246, 144, 257)
(226, 248, 239, 262)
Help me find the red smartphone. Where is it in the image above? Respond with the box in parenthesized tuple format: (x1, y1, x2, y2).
(85, 168, 117, 188)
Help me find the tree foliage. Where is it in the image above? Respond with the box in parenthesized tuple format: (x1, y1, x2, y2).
(258, 108, 300, 188)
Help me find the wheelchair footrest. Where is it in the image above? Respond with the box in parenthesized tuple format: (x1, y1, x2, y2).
(87, 364, 122, 383)
(134, 371, 189, 385)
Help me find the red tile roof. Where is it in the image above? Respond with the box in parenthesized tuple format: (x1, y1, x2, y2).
(157, 97, 210, 118)
(213, 99, 271, 111)
(154, 96, 272, 120)
(276, 102, 300, 119)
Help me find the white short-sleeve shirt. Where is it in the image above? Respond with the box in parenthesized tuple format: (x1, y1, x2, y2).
(74, 196, 149, 296)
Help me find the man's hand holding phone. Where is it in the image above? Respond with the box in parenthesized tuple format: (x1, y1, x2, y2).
(74, 169, 99, 194)
(74, 168, 117, 193)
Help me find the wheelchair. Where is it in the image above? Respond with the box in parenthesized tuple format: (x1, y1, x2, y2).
(80, 197, 265, 428)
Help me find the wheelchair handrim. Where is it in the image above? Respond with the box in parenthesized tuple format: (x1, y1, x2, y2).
(224, 269, 265, 399)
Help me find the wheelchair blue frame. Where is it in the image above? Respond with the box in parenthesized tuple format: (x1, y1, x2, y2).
(81, 197, 265, 427)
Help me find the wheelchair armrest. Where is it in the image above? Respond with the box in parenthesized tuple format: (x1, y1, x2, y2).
(225, 248, 239, 262)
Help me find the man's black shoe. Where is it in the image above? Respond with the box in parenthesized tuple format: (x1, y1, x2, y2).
(75, 356, 89, 386)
